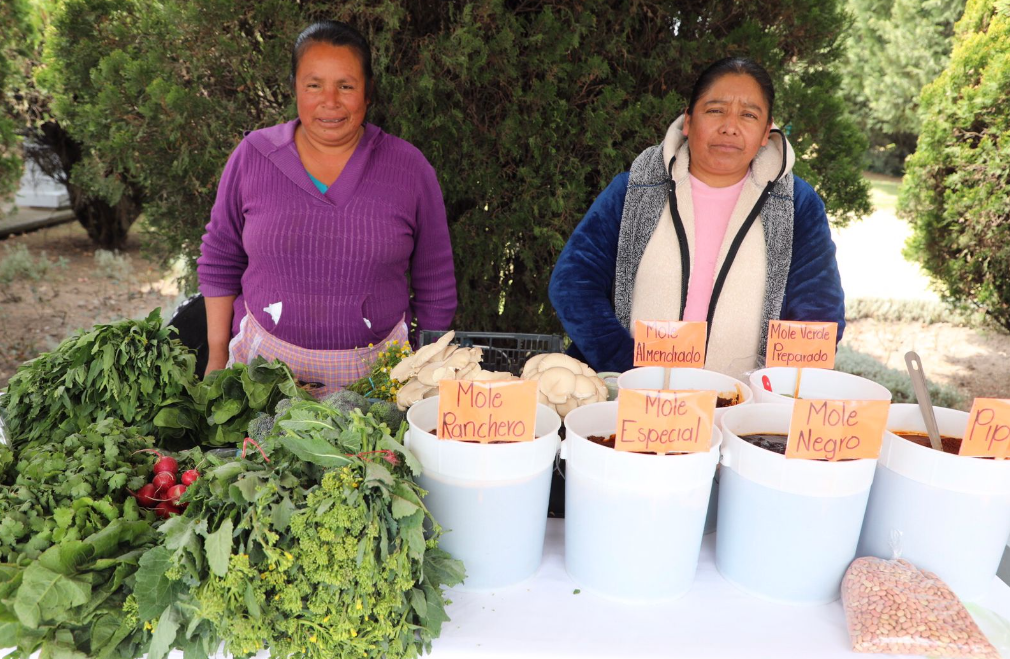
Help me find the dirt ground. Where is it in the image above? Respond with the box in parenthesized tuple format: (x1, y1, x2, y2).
(840, 318, 1010, 410)
(2, 220, 1009, 406)
(1, 221, 180, 387)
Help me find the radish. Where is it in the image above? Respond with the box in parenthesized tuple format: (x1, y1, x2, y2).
(154, 501, 182, 519)
(152, 471, 176, 494)
(167, 484, 187, 504)
(153, 455, 178, 476)
(135, 483, 158, 507)
(180, 469, 200, 486)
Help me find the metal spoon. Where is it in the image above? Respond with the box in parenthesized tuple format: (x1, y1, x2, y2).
(904, 351, 943, 452)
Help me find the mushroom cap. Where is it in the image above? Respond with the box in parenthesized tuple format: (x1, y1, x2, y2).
(390, 354, 420, 382)
(572, 374, 601, 400)
(522, 353, 549, 378)
(396, 379, 430, 410)
(555, 397, 580, 418)
(539, 366, 577, 405)
(538, 353, 584, 374)
(443, 348, 472, 370)
(468, 369, 515, 382)
(411, 330, 456, 366)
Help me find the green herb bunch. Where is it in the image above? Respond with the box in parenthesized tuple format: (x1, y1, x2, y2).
(347, 339, 412, 401)
(135, 400, 464, 659)
(0, 309, 196, 452)
(0, 419, 193, 659)
(154, 356, 311, 447)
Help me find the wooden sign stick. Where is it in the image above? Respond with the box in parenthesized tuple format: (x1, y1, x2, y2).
(793, 367, 803, 399)
(663, 367, 671, 390)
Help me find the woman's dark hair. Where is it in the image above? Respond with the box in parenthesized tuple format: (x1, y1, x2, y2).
(290, 21, 374, 100)
(686, 58, 774, 123)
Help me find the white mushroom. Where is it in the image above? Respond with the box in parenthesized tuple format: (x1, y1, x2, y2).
(468, 369, 516, 382)
(538, 353, 584, 373)
(539, 367, 577, 405)
(522, 353, 549, 378)
(519, 352, 609, 419)
(443, 348, 472, 370)
(396, 379, 431, 410)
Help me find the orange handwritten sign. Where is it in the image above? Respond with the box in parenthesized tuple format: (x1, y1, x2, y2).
(615, 389, 716, 454)
(766, 320, 837, 369)
(633, 320, 707, 368)
(436, 379, 538, 443)
(960, 398, 1010, 459)
(786, 400, 890, 461)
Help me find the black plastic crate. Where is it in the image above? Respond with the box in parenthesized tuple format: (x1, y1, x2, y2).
(418, 331, 564, 376)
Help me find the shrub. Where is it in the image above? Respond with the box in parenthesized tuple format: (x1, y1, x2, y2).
(0, 0, 33, 198)
(44, 0, 871, 334)
(838, 0, 963, 175)
(899, 0, 1010, 332)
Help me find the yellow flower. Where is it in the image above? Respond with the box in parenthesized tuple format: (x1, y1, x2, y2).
(356, 600, 363, 610)
(309, 635, 318, 643)
(284, 551, 293, 560)
(350, 629, 358, 638)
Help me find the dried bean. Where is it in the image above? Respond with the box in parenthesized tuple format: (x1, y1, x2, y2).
(841, 556, 999, 658)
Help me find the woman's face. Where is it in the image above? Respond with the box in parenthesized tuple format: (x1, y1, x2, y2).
(682, 73, 772, 187)
(295, 42, 370, 151)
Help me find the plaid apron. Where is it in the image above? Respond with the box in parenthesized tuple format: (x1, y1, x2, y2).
(227, 306, 408, 399)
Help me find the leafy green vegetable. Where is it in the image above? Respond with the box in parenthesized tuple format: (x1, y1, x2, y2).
(135, 401, 464, 659)
(0, 309, 197, 451)
(154, 356, 311, 447)
(0, 420, 201, 659)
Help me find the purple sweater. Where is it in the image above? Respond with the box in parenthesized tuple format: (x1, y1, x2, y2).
(197, 120, 457, 349)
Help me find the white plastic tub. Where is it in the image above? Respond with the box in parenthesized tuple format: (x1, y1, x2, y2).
(857, 404, 1010, 601)
(717, 404, 878, 604)
(406, 396, 561, 591)
(617, 367, 753, 424)
(617, 368, 752, 534)
(561, 401, 721, 601)
(749, 367, 891, 405)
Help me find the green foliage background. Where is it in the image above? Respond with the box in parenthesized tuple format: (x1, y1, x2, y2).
(36, 0, 870, 334)
(899, 0, 1010, 331)
(0, 0, 35, 199)
(839, 0, 964, 175)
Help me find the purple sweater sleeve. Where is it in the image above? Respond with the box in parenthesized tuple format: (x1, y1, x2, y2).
(197, 141, 248, 298)
(409, 161, 457, 335)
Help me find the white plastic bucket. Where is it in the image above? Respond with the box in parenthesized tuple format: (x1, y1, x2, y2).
(749, 367, 892, 405)
(617, 368, 751, 534)
(617, 367, 753, 424)
(406, 396, 561, 591)
(717, 403, 878, 604)
(561, 401, 721, 601)
(857, 404, 1010, 601)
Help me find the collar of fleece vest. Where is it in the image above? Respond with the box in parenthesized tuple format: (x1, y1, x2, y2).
(614, 114, 797, 377)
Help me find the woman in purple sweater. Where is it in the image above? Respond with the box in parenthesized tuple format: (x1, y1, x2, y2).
(197, 21, 457, 395)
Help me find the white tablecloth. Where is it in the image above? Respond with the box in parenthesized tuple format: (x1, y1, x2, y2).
(429, 519, 1010, 659)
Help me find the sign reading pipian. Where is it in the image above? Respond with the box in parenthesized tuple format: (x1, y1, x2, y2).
(766, 320, 838, 369)
(960, 398, 1010, 459)
(615, 389, 717, 454)
(436, 379, 539, 443)
(633, 320, 707, 368)
(786, 399, 890, 461)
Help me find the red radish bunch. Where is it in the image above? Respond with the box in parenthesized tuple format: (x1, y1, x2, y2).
(131, 451, 199, 518)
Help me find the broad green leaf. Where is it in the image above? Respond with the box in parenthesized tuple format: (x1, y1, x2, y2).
(278, 434, 352, 468)
(409, 588, 427, 618)
(205, 518, 234, 578)
(13, 562, 91, 629)
(234, 475, 262, 502)
(153, 406, 197, 430)
(364, 461, 395, 489)
(89, 613, 120, 654)
(37, 541, 93, 575)
(210, 398, 244, 425)
(380, 435, 422, 476)
(424, 548, 467, 588)
(147, 604, 180, 659)
(391, 495, 420, 520)
(135, 547, 184, 621)
(244, 582, 261, 619)
(270, 496, 296, 532)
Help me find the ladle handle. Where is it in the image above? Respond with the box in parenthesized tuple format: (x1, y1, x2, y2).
(904, 351, 943, 452)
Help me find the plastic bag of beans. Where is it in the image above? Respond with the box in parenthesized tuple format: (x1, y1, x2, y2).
(841, 556, 1000, 658)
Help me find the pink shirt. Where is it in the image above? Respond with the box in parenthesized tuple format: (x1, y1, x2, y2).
(682, 173, 748, 321)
